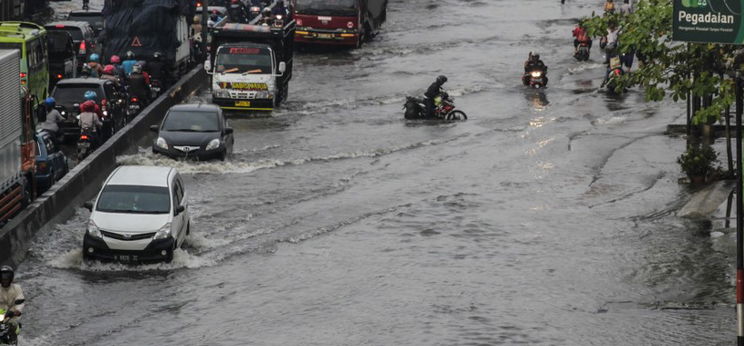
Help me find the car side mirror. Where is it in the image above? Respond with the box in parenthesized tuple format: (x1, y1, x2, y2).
(175, 205, 186, 215)
(150, 124, 159, 132)
(224, 127, 233, 135)
(278, 61, 286, 75)
(83, 201, 93, 211)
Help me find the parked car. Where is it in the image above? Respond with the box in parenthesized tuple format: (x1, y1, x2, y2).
(44, 21, 97, 71)
(34, 130, 69, 193)
(83, 166, 191, 263)
(66, 9, 104, 37)
(46, 30, 77, 88)
(52, 78, 127, 141)
(151, 104, 234, 161)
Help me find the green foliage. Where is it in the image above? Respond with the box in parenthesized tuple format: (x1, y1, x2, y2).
(678, 143, 718, 178)
(582, 0, 736, 125)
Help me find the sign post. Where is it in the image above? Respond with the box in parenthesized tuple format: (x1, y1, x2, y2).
(673, 1, 744, 344)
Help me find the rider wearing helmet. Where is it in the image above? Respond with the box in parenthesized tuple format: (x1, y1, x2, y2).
(79, 91, 104, 142)
(248, 6, 261, 21)
(87, 53, 104, 77)
(572, 22, 592, 52)
(127, 63, 151, 104)
(100, 64, 121, 87)
(145, 52, 171, 89)
(0, 265, 25, 344)
(523, 52, 548, 85)
(122, 51, 138, 76)
(424, 75, 448, 118)
(39, 97, 65, 138)
(228, 0, 249, 23)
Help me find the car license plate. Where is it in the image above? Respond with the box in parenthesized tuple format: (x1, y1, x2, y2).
(235, 101, 251, 107)
(116, 255, 130, 262)
(317, 33, 333, 39)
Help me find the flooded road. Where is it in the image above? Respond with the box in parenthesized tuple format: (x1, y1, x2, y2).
(21, 0, 735, 344)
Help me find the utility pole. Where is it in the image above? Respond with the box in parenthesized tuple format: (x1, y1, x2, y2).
(736, 73, 744, 346)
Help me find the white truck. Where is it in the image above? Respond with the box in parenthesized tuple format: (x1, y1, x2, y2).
(0, 49, 31, 226)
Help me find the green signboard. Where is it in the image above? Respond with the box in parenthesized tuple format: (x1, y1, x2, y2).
(673, 0, 744, 43)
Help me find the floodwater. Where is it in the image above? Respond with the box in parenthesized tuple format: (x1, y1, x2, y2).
(17, 0, 735, 344)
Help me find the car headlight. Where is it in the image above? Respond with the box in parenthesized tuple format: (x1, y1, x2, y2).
(156, 137, 168, 150)
(153, 223, 172, 240)
(87, 220, 102, 239)
(214, 89, 230, 98)
(206, 138, 221, 151)
(531, 71, 542, 78)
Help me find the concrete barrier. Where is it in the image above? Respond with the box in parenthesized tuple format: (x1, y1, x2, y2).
(0, 66, 207, 265)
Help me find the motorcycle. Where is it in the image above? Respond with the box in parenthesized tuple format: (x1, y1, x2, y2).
(0, 299, 24, 345)
(525, 70, 548, 89)
(77, 128, 97, 160)
(403, 92, 467, 120)
(127, 96, 143, 120)
(574, 43, 590, 61)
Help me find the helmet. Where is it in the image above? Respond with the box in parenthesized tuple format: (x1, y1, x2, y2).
(250, 6, 260, 13)
(0, 265, 14, 287)
(110, 55, 121, 64)
(44, 97, 56, 107)
(84, 90, 98, 101)
(89, 53, 100, 63)
(436, 75, 447, 84)
(262, 7, 271, 16)
(532, 54, 540, 61)
(103, 65, 116, 75)
(132, 63, 142, 73)
(126, 51, 135, 60)
(153, 52, 162, 61)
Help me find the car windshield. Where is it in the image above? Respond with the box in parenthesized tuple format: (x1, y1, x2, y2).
(162, 111, 220, 132)
(67, 14, 103, 30)
(296, 0, 357, 15)
(49, 27, 83, 41)
(215, 47, 272, 74)
(96, 185, 171, 214)
(52, 84, 101, 103)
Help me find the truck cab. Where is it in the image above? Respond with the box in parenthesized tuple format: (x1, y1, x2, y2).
(294, 0, 387, 48)
(209, 43, 286, 111)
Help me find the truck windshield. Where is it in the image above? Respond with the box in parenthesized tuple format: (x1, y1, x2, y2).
(96, 185, 171, 214)
(215, 47, 272, 74)
(296, 0, 357, 16)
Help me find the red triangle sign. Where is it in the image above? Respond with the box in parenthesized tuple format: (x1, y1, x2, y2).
(131, 36, 142, 47)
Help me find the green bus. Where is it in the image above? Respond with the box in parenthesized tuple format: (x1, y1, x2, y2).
(0, 22, 48, 103)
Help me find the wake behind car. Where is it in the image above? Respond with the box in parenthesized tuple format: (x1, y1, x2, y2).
(151, 104, 234, 161)
(83, 166, 190, 263)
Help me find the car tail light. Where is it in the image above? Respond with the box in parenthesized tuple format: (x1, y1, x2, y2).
(79, 41, 86, 55)
(296, 19, 303, 26)
(80, 135, 89, 140)
(347, 21, 354, 29)
(19, 72, 26, 85)
(56, 74, 63, 79)
(131, 97, 139, 103)
(20, 72, 26, 78)
(55, 24, 65, 28)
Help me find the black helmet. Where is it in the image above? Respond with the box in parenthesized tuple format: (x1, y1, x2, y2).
(0, 265, 14, 287)
(533, 54, 540, 61)
(262, 7, 272, 16)
(436, 75, 447, 84)
(153, 52, 162, 61)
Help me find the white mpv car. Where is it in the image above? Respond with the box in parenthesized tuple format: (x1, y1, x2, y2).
(83, 166, 190, 263)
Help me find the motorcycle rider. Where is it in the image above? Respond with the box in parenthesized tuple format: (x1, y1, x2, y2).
(259, 7, 273, 26)
(572, 22, 592, 52)
(79, 94, 104, 144)
(87, 53, 104, 77)
(228, 0, 249, 23)
(0, 266, 24, 344)
(248, 6, 261, 21)
(127, 63, 151, 105)
(523, 52, 548, 85)
(39, 97, 65, 142)
(100, 65, 121, 87)
(424, 75, 448, 118)
(121, 51, 138, 76)
(145, 52, 171, 90)
(604, 0, 616, 13)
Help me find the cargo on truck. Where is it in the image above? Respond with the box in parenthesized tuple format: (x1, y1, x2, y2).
(206, 3, 295, 112)
(294, 0, 387, 48)
(0, 49, 36, 227)
(102, 0, 195, 76)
